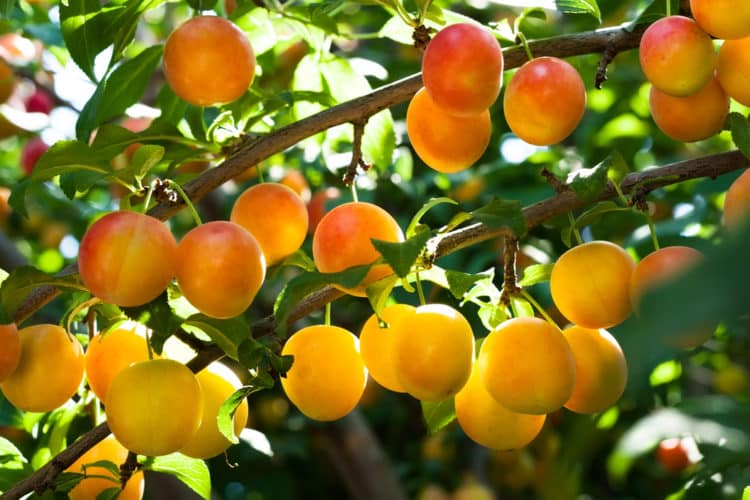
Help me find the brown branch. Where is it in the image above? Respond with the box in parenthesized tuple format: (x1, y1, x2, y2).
(1, 422, 111, 500)
(499, 236, 520, 305)
(343, 120, 369, 187)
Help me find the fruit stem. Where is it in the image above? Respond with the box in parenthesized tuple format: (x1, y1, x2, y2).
(351, 183, 359, 203)
(647, 213, 661, 251)
(517, 31, 534, 62)
(520, 289, 558, 328)
(665, 0, 671, 17)
(325, 302, 332, 326)
(142, 179, 157, 213)
(145, 328, 154, 361)
(256, 164, 265, 184)
(415, 271, 426, 305)
(567, 212, 584, 245)
(166, 179, 203, 226)
(64, 297, 102, 338)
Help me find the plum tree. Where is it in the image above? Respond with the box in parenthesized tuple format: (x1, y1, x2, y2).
(2, 1, 750, 499)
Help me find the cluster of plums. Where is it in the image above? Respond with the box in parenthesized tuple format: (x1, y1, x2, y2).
(640, 1, 750, 142)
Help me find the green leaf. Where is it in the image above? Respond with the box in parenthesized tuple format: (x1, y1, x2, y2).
(0, 266, 86, 322)
(626, 0, 680, 30)
(142, 453, 210, 500)
(421, 399, 456, 434)
(112, 0, 156, 64)
(742, 486, 750, 500)
(471, 198, 527, 236)
(478, 302, 507, 331)
(514, 7, 547, 34)
(555, 0, 601, 22)
(0, 437, 33, 492)
(278, 249, 317, 272)
(60, 0, 122, 81)
(217, 385, 263, 444)
(183, 314, 251, 361)
(130, 144, 165, 179)
(518, 263, 555, 287)
(78, 46, 164, 140)
(82, 459, 121, 479)
(445, 269, 493, 300)
(366, 275, 399, 317)
(273, 265, 371, 336)
(510, 296, 535, 318)
(0, 0, 13, 19)
(729, 112, 750, 160)
(97, 487, 124, 500)
(406, 197, 458, 237)
(372, 229, 432, 278)
(268, 353, 294, 375)
(566, 155, 613, 203)
(55, 471, 86, 493)
(237, 338, 266, 370)
(122, 292, 183, 354)
(186, 0, 217, 11)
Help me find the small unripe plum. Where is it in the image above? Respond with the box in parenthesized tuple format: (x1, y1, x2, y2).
(690, 0, 750, 40)
(724, 169, 750, 229)
(21, 137, 48, 174)
(312, 201, 403, 296)
(550, 241, 635, 329)
(716, 36, 750, 107)
(78, 211, 178, 307)
(175, 221, 266, 318)
(649, 78, 729, 142)
(630, 246, 714, 347)
(639, 16, 716, 97)
(421, 22, 503, 116)
(407, 87, 491, 174)
(503, 56, 586, 146)
(231, 182, 309, 266)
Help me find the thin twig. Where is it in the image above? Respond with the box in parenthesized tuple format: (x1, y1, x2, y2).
(499, 237, 520, 306)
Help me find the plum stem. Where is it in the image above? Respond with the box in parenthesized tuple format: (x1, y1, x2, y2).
(166, 179, 203, 227)
(567, 212, 584, 245)
(415, 272, 426, 305)
(521, 289, 558, 328)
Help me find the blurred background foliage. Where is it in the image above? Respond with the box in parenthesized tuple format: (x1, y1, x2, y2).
(0, 0, 749, 498)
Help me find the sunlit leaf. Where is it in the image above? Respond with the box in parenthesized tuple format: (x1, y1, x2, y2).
(372, 229, 432, 278)
(471, 198, 527, 236)
(142, 454, 211, 500)
(217, 385, 263, 444)
(421, 399, 456, 434)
